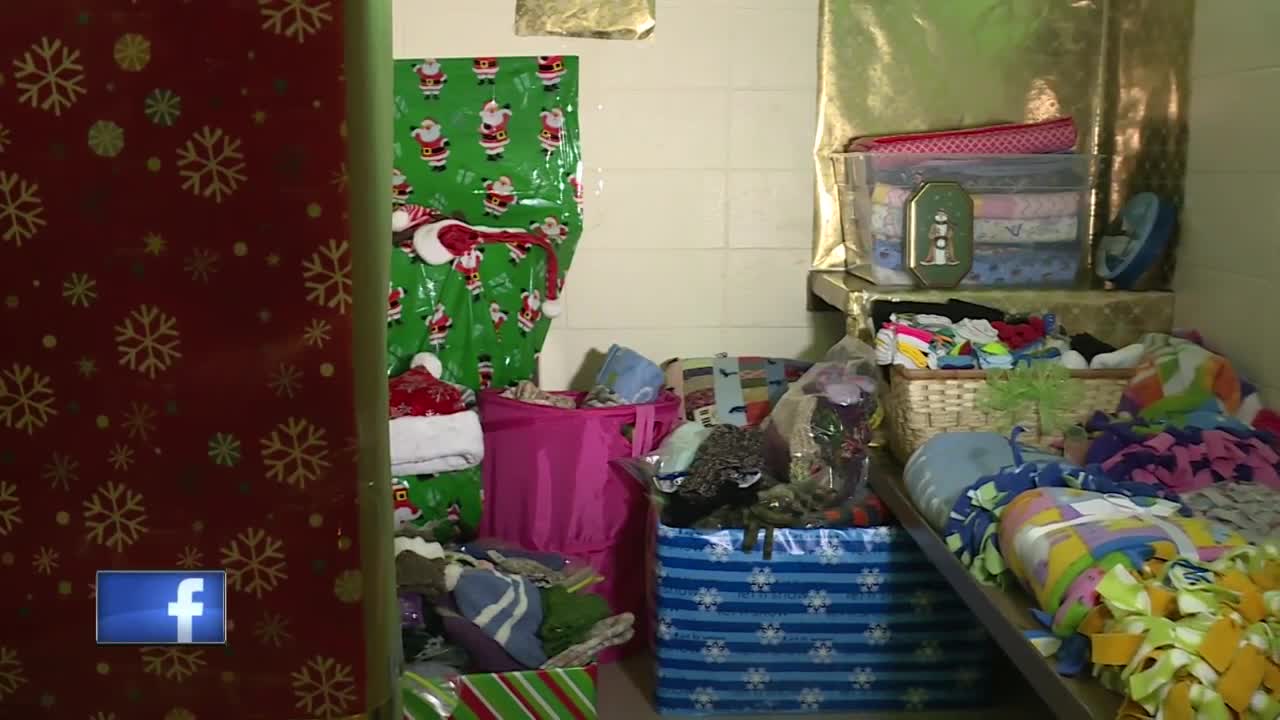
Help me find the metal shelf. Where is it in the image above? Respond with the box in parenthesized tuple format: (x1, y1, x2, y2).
(868, 456, 1121, 720)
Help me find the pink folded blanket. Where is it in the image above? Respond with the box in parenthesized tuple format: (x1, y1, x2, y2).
(848, 117, 1077, 155)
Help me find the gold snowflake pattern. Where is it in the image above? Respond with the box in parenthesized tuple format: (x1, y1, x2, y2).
(330, 162, 347, 191)
(291, 656, 355, 718)
(268, 363, 302, 399)
(83, 481, 148, 552)
(165, 708, 196, 720)
(0, 124, 10, 154)
(333, 569, 361, 603)
(107, 444, 134, 471)
(260, 417, 330, 489)
(0, 647, 26, 702)
(0, 482, 20, 536)
(144, 89, 182, 127)
(32, 546, 58, 575)
(176, 545, 203, 569)
(176, 126, 246, 204)
(62, 272, 97, 307)
(0, 363, 56, 434)
(266, 252, 281, 267)
(302, 238, 351, 314)
(115, 304, 182, 379)
(12, 37, 86, 116)
(303, 319, 331, 348)
(123, 401, 157, 441)
(113, 34, 151, 72)
(87, 120, 125, 158)
(143, 232, 167, 255)
(42, 452, 78, 491)
(77, 356, 97, 378)
(254, 611, 294, 648)
(261, 0, 334, 43)
(140, 646, 205, 683)
(220, 527, 287, 598)
(208, 432, 241, 467)
(0, 169, 46, 246)
(183, 248, 219, 283)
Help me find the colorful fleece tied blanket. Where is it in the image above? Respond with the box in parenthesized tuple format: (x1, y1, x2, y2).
(943, 429, 1185, 588)
(998, 486, 1244, 636)
(1121, 333, 1264, 428)
(1068, 544, 1280, 719)
(1085, 412, 1280, 492)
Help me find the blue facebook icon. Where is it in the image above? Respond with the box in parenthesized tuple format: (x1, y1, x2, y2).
(96, 571, 227, 645)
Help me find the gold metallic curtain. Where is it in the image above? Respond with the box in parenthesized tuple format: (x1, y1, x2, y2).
(813, 0, 1192, 287)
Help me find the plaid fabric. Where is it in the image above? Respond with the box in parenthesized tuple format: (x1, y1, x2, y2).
(663, 356, 811, 428)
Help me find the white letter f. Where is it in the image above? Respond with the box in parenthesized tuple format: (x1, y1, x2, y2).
(168, 578, 205, 643)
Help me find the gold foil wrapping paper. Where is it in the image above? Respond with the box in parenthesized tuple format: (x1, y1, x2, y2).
(813, 0, 1192, 289)
(515, 0, 655, 40)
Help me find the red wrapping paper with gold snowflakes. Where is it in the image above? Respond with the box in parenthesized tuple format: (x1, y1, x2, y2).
(0, 2, 372, 718)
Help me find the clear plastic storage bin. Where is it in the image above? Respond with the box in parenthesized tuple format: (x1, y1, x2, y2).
(833, 153, 1094, 287)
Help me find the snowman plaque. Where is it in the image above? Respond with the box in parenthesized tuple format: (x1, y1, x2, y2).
(905, 181, 974, 288)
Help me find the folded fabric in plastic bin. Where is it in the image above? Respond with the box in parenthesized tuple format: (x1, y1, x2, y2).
(847, 116, 1077, 155)
(653, 523, 993, 715)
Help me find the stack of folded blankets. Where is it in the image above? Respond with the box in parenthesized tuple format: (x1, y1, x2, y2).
(848, 116, 1085, 287)
(389, 352, 483, 477)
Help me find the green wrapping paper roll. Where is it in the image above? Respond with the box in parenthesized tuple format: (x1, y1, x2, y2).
(389, 56, 582, 390)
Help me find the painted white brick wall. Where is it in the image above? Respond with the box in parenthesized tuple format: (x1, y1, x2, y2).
(1180, 0, 1280, 403)
(394, 0, 842, 389)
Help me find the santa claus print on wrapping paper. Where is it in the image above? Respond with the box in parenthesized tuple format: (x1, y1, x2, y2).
(389, 56, 581, 390)
(478, 100, 513, 160)
(452, 247, 485, 300)
(518, 290, 543, 336)
(411, 118, 450, 172)
(473, 57, 500, 84)
(393, 479, 424, 529)
(414, 58, 448, 99)
(568, 173, 584, 211)
(426, 302, 454, 346)
(482, 176, 516, 217)
(477, 354, 495, 389)
(392, 168, 414, 206)
(539, 107, 565, 154)
(537, 55, 566, 91)
(489, 302, 508, 334)
(530, 216, 569, 246)
(388, 285, 407, 325)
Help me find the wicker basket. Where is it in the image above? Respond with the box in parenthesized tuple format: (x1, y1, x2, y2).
(885, 365, 1133, 462)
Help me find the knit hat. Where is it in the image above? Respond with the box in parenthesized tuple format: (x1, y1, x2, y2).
(392, 204, 563, 317)
(449, 568, 548, 668)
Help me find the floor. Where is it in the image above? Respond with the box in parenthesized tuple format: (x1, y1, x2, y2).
(598, 654, 1050, 720)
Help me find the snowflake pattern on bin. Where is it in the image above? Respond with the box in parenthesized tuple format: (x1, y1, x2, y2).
(654, 523, 994, 714)
(0, 3, 364, 717)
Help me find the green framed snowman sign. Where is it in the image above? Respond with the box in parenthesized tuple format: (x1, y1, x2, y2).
(905, 181, 974, 288)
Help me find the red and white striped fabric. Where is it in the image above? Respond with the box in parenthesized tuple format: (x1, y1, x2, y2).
(848, 116, 1077, 155)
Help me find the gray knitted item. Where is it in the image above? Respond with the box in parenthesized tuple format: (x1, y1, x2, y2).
(680, 425, 766, 500)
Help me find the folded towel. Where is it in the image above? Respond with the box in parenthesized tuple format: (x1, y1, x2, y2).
(848, 116, 1077, 155)
(390, 411, 484, 476)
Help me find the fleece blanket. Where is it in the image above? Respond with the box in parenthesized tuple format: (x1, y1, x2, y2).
(390, 411, 484, 476)
(871, 184, 1081, 219)
(998, 486, 1245, 636)
(1121, 333, 1264, 427)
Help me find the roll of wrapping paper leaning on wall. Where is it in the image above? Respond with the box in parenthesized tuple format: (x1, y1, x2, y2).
(387, 56, 583, 540)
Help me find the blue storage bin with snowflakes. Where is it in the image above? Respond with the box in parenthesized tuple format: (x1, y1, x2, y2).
(654, 523, 993, 715)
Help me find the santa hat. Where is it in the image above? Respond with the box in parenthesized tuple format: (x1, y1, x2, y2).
(409, 351, 444, 378)
(393, 204, 564, 317)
